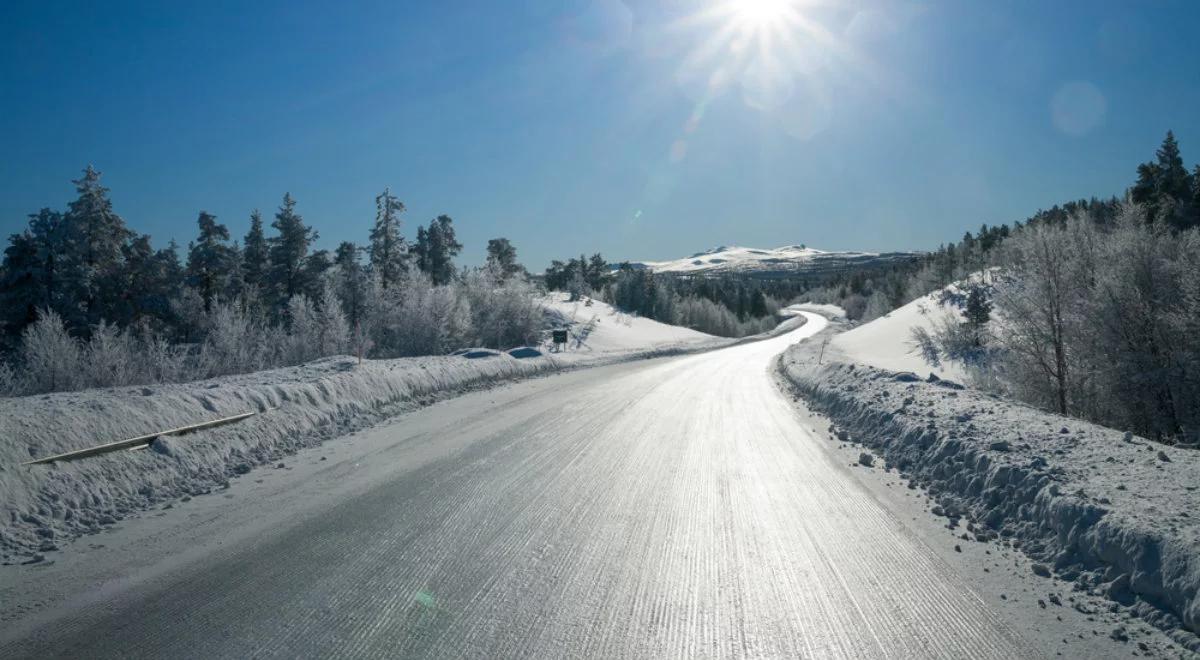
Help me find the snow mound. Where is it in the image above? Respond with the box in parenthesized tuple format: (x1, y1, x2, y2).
(830, 285, 969, 381)
(540, 293, 718, 354)
(779, 338, 1200, 648)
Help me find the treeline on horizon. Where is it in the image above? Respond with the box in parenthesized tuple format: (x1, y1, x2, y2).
(0, 171, 547, 395)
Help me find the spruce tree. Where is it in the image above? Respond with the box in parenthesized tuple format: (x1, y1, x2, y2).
(63, 165, 132, 329)
(242, 210, 269, 293)
(485, 238, 520, 280)
(421, 215, 462, 285)
(333, 241, 367, 327)
(369, 187, 408, 289)
(413, 225, 429, 274)
(267, 193, 317, 307)
(186, 212, 237, 312)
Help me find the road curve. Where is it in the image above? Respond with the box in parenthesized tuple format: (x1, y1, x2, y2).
(2, 313, 1036, 659)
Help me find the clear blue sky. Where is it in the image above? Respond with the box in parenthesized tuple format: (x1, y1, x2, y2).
(2, 0, 1199, 269)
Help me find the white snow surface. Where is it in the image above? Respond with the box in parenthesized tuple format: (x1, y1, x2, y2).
(779, 327, 1200, 650)
(540, 293, 716, 353)
(629, 244, 916, 277)
(0, 310, 732, 561)
(637, 245, 830, 273)
(830, 287, 968, 381)
(786, 302, 847, 319)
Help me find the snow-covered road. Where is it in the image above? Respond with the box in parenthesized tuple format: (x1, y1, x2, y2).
(1, 313, 1039, 658)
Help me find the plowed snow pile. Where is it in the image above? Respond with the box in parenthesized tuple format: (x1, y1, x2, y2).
(779, 323, 1200, 650)
(1, 306, 728, 562)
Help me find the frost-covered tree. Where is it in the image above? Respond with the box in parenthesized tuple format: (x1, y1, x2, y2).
(414, 215, 462, 285)
(369, 187, 408, 290)
(485, 238, 523, 280)
(62, 166, 133, 329)
(333, 241, 369, 328)
(242, 210, 269, 292)
(186, 212, 238, 312)
(267, 193, 317, 308)
(991, 213, 1097, 414)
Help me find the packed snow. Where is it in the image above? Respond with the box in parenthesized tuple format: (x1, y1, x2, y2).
(778, 321, 1200, 651)
(628, 245, 917, 277)
(829, 287, 969, 381)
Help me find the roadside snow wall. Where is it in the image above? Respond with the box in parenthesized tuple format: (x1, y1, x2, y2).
(779, 336, 1200, 647)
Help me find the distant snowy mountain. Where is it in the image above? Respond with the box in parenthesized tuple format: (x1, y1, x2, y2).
(625, 245, 918, 278)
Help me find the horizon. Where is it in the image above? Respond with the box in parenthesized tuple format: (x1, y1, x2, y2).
(3, 1, 1200, 270)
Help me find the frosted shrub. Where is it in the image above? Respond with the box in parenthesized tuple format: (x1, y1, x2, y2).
(461, 269, 541, 349)
(85, 320, 138, 388)
(19, 309, 83, 394)
(286, 295, 321, 365)
(317, 282, 350, 356)
(0, 360, 19, 396)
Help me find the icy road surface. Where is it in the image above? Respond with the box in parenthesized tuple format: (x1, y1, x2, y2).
(1, 313, 1037, 659)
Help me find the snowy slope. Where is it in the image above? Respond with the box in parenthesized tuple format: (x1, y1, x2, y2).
(829, 287, 968, 381)
(629, 245, 917, 277)
(540, 293, 719, 353)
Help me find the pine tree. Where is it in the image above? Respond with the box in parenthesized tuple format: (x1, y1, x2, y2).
(369, 187, 408, 289)
(186, 212, 237, 312)
(1133, 131, 1196, 230)
(242, 210, 268, 292)
(421, 215, 462, 285)
(0, 209, 68, 339)
(333, 241, 368, 328)
(63, 165, 132, 329)
(485, 238, 521, 280)
(267, 193, 317, 307)
(586, 253, 608, 290)
(301, 249, 332, 301)
(413, 225, 429, 274)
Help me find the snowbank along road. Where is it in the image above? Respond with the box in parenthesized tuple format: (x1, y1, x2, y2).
(2, 313, 1047, 658)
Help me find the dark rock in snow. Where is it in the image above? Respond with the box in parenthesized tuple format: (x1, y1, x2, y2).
(893, 372, 921, 382)
(988, 440, 1011, 452)
(1157, 451, 1171, 463)
(857, 453, 874, 467)
(1032, 563, 1052, 578)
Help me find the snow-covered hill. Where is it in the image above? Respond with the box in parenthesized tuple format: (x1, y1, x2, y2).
(628, 245, 917, 278)
(828, 288, 968, 381)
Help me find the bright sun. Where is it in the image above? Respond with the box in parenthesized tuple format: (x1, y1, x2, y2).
(733, 0, 793, 27)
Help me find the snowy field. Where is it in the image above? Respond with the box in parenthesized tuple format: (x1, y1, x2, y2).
(778, 316, 1200, 652)
(0, 300, 732, 562)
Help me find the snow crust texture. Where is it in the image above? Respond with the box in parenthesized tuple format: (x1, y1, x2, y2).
(779, 336, 1200, 649)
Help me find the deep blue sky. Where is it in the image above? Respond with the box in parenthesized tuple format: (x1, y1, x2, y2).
(2, 1, 1199, 269)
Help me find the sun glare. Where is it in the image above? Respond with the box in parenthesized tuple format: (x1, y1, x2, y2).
(733, 0, 793, 28)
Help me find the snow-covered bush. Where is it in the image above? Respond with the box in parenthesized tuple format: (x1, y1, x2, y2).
(461, 268, 541, 350)
(19, 309, 83, 394)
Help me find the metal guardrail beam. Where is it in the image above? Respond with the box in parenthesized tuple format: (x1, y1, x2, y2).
(21, 409, 266, 465)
